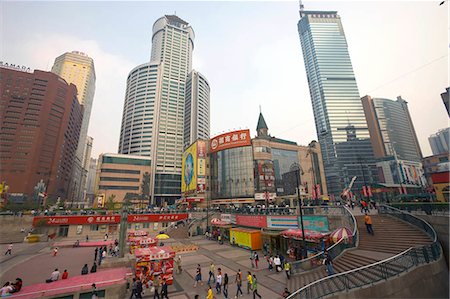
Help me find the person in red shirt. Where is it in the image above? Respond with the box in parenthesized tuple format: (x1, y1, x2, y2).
(62, 269, 69, 279)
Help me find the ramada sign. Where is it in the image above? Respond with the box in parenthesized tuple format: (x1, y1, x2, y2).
(33, 213, 189, 226)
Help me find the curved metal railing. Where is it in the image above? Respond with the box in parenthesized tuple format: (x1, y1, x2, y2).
(291, 206, 358, 274)
(287, 205, 442, 299)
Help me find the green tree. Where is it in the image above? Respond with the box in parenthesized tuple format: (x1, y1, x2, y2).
(106, 194, 116, 210)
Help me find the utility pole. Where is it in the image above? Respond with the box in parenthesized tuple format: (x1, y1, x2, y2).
(293, 164, 306, 259)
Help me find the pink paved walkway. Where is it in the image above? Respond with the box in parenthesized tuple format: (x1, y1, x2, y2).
(9, 267, 132, 299)
(52, 240, 115, 248)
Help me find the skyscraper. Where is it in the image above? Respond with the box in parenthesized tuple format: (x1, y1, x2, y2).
(362, 95, 423, 162)
(119, 15, 205, 205)
(429, 127, 450, 156)
(0, 67, 82, 200)
(298, 8, 377, 196)
(51, 51, 96, 201)
(184, 70, 210, 148)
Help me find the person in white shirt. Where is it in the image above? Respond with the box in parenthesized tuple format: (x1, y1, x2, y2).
(274, 256, 282, 272)
(215, 268, 222, 294)
(46, 268, 60, 283)
(0, 282, 13, 296)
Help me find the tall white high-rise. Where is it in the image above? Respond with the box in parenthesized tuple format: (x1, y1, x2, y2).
(52, 51, 96, 201)
(184, 70, 210, 148)
(119, 15, 203, 205)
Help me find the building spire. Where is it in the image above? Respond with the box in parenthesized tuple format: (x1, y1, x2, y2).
(299, 0, 305, 17)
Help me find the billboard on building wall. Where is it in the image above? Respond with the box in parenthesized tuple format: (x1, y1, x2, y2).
(210, 129, 251, 153)
(267, 216, 298, 229)
(299, 216, 329, 232)
(182, 142, 197, 193)
(235, 215, 267, 228)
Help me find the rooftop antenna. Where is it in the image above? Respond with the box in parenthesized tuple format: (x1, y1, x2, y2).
(259, 105, 262, 114)
(299, 0, 305, 17)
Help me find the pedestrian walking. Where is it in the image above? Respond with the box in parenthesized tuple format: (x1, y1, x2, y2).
(324, 250, 334, 276)
(94, 247, 98, 261)
(53, 247, 58, 256)
(175, 255, 182, 274)
(274, 255, 282, 272)
(153, 274, 161, 299)
(246, 271, 253, 294)
(4, 243, 13, 255)
(253, 251, 259, 268)
(284, 261, 291, 279)
(81, 264, 89, 275)
(223, 273, 229, 298)
(364, 213, 374, 235)
(130, 278, 137, 299)
(208, 262, 215, 285)
(249, 252, 254, 268)
(160, 278, 168, 299)
(235, 269, 243, 298)
(268, 255, 274, 271)
(135, 277, 143, 299)
(194, 264, 202, 287)
(252, 274, 262, 299)
(206, 285, 214, 299)
(216, 268, 222, 294)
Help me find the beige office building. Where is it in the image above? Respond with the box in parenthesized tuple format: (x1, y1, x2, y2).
(52, 51, 96, 202)
(95, 154, 151, 206)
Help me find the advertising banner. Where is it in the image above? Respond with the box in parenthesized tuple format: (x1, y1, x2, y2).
(267, 216, 298, 229)
(298, 216, 329, 232)
(254, 192, 276, 200)
(210, 129, 251, 153)
(128, 213, 189, 223)
(198, 158, 206, 176)
(182, 142, 197, 193)
(33, 215, 120, 226)
(197, 140, 206, 158)
(235, 215, 267, 228)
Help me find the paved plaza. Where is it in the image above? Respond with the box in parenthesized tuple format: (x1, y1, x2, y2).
(0, 236, 289, 298)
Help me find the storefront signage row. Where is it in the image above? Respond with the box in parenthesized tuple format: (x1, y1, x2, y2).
(33, 213, 189, 226)
(235, 215, 267, 228)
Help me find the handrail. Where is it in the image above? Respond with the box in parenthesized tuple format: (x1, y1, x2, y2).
(379, 204, 438, 242)
(290, 206, 358, 274)
(287, 205, 442, 299)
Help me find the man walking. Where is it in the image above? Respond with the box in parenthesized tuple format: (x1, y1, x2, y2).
(253, 251, 259, 269)
(216, 268, 222, 294)
(284, 261, 291, 279)
(4, 243, 13, 255)
(364, 213, 374, 235)
(94, 247, 98, 261)
(235, 269, 243, 298)
(208, 262, 215, 285)
(153, 274, 160, 299)
(324, 250, 334, 276)
(252, 274, 262, 299)
(246, 271, 253, 294)
(160, 279, 168, 299)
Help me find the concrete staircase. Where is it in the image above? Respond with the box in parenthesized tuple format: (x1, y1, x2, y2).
(288, 215, 433, 294)
(165, 223, 189, 239)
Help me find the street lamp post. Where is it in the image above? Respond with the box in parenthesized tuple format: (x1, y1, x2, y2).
(292, 164, 307, 259)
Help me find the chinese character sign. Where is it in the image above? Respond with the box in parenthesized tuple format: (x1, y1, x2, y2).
(210, 129, 251, 153)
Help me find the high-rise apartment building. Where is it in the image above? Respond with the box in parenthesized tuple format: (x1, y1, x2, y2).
(119, 15, 204, 205)
(362, 95, 423, 162)
(0, 67, 82, 200)
(51, 51, 96, 202)
(184, 70, 210, 148)
(429, 128, 450, 156)
(298, 9, 377, 196)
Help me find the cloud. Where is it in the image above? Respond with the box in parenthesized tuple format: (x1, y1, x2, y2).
(3, 33, 138, 157)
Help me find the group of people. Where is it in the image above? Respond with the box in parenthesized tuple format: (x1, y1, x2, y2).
(200, 263, 262, 299)
(45, 268, 69, 283)
(0, 278, 22, 296)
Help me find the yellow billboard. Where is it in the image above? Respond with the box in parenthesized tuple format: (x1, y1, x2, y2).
(181, 142, 197, 193)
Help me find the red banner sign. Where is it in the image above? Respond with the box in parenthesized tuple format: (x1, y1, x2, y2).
(127, 213, 188, 223)
(210, 129, 251, 153)
(33, 215, 120, 226)
(235, 215, 267, 228)
(33, 213, 189, 226)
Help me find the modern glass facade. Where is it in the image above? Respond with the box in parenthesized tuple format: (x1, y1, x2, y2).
(119, 62, 159, 156)
(272, 148, 300, 196)
(298, 10, 377, 195)
(371, 97, 422, 162)
(210, 146, 255, 199)
(184, 70, 210, 149)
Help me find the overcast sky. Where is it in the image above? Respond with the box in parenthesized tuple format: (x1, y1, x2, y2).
(1, 1, 448, 158)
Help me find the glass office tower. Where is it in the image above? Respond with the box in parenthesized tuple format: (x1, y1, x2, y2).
(298, 10, 377, 196)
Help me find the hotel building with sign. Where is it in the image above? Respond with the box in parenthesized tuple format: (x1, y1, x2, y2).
(181, 113, 327, 206)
